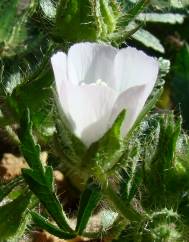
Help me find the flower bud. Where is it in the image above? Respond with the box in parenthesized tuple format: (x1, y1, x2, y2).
(152, 223, 181, 241)
(53, 0, 121, 42)
(148, 209, 181, 241)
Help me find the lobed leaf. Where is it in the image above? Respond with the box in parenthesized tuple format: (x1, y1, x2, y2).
(137, 13, 185, 24)
(31, 211, 76, 239)
(119, 0, 149, 27)
(133, 28, 165, 53)
(75, 182, 102, 234)
(19, 109, 73, 234)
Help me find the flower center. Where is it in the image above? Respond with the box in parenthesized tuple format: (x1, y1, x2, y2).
(95, 79, 107, 86)
(80, 79, 107, 87)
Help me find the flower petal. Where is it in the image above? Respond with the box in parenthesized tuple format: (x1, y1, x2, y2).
(81, 115, 111, 148)
(68, 42, 118, 87)
(114, 47, 159, 95)
(110, 85, 147, 137)
(51, 51, 72, 118)
(65, 84, 117, 146)
(51, 51, 67, 98)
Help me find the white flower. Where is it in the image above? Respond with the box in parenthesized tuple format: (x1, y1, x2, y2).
(51, 42, 159, 147)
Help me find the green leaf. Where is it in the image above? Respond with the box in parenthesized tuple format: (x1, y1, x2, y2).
(75, 182, 102, 234)
(133, 28, 165, 53)
(152, 58, 170, 96)
(129, 0, 189, 9)
(158, 58, 171, 79)
(19, 109, 44, 172)
(5, 71, 21, 95)
(45, 166, 54, 191)
(9, 63, 54, 130)
(19, 109, 73, 233)
(22, 169, 45, 185)
(0, 192, 31, 240)
(159, 115, 181, 170)
(0, 0, 36, 57)
(170, 0, 189, 9)
(1, 43, 54, 132)
(120, 0, 150, 27)
(0, 176, 23, 202)
(172, 44, 189, 131)
(83, 110, 126, 171)
(137, 13, 185, 24)
(142, 113, 182, 205)
(31, 211, 76, 239)
(22, 169, 72, 232)
(40, 0, 56, 19)
(109, 23, 142, 44)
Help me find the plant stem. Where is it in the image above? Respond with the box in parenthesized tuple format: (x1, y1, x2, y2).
(105, 185, 143, 222)
(93, 165, 144, 222)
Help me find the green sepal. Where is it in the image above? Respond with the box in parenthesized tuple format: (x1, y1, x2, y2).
(98, 0, 118, 36)
(83, 110, 126, 172)
(75, 182, 102, 235)
(31, 211, 76, 239)
(0, 192, 32, 240)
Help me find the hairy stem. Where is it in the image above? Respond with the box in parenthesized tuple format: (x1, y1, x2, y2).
(105, 185, 143, 222)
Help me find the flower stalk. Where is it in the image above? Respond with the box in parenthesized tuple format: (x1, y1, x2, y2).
(105, 185, 143, 222)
